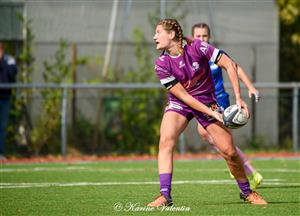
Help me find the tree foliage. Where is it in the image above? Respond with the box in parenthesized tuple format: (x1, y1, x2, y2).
(277, 0, 300, 81)
(102, 28, 165, 154)
(277, 0, 300, 148)
(29, 40, 70, 155)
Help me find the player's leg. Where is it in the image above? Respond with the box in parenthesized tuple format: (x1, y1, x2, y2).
(218, 93, 263, 189)
(196, 123, 263, 187)
(147, 111, 188, 207)
(235, 147, 263, 190)
(196, 100, 224, 148)
(206, 123, 247, 179)
(198, 122, 251, 180)
(206, 123, 267, 204)
(235, 146, 253, 175)
(195, 102, 261, 201)
(158, 111, 188, 174)
(197, 123, 215, 145)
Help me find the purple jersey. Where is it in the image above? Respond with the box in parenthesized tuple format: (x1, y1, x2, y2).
(155, 39, 220, 105)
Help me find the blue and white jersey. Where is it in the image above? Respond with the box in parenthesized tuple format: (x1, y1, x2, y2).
(209, 61, 230, 109)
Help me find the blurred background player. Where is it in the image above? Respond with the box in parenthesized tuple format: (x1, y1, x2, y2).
(148, 19, 267, 207)
(0, 42, 18, 160)
(191, 23, 263, 190)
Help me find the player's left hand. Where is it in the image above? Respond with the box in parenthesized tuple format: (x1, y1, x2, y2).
(248, 89, 261, 103)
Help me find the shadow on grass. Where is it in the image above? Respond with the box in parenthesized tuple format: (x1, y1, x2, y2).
(257, 185, 300, 189)
(201, 201, 254, 206)
(267, 201, 300, 204)
(202, 201, 300, 205)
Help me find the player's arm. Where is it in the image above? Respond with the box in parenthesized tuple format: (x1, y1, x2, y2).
(168, 82, 223, 123)
(216, 54, 249, 117)
(236, 65, 260, 102)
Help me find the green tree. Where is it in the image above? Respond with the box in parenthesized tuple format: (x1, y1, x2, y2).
(30, 40, 71, 155)
(277, 0, 300, 149)
(30, 40, 89, 155)
(102, 28, 165, 154)
(277, 0, 300, 82)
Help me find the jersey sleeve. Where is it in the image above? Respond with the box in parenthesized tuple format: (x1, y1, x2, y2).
(193, 39, 221, 64)
(154, 57, 178, 90)
(220, 50, 233, 60)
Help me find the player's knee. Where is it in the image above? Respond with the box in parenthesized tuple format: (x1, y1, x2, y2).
(159, 137, 176, 152)
(224, 148, 239, 161)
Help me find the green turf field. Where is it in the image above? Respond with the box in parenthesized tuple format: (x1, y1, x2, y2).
(1, 158, 300, 215)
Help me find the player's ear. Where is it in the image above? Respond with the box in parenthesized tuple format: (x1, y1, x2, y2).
(169, 30, 176, 40)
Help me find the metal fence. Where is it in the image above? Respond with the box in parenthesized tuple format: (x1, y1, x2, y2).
(0, 82, 299, 155)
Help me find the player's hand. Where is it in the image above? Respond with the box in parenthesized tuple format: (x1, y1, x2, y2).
(211, 111, 224, 124)
(248, 88, 261, 103)
(235, 98, 250, 118)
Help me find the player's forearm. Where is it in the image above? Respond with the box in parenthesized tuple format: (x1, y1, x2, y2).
(237, 65, 256, 91)
(227, 64, 241, 100)
(217, 55, 241, 100)
(169, 83, 213, 116)
(182, 94, 213, 116)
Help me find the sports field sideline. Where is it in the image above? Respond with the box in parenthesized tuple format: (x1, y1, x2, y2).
(1, 157, 300, 215)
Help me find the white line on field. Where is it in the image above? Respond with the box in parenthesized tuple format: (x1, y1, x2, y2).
(1, 179, 297, 189)
(1, 167, 299, 173)
(0, 167, 146, 172)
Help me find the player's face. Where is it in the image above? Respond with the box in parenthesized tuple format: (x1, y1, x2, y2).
(193, 27, 210, 43)
(153, 25, 173, 50)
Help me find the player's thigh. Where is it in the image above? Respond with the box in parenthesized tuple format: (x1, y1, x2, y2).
(197, 123, 209, 138)
(206, 123, 235, 153)
(160, 111, 188, 145)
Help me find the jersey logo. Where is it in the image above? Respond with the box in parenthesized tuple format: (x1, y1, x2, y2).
(200, 41, 208, 54)
(192, 62, 199, 71)
(179, 60, 185, 68)
(159, 56, 165, 61)
(165, 101, 183, 111)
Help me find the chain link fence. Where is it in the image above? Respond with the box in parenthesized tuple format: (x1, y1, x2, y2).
(1, 82, 299, 156)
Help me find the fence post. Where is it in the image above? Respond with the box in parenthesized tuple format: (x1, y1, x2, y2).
(61, 87, 68, 156)
(292, 87, 299, 152)
(160, 0, 166, 19)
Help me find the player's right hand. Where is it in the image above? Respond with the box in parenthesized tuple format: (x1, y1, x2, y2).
(235, 98, 250, 118)
(212, 111, 224, 124)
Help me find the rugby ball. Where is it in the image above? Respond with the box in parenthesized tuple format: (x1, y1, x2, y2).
(223, 104, 249, 129)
